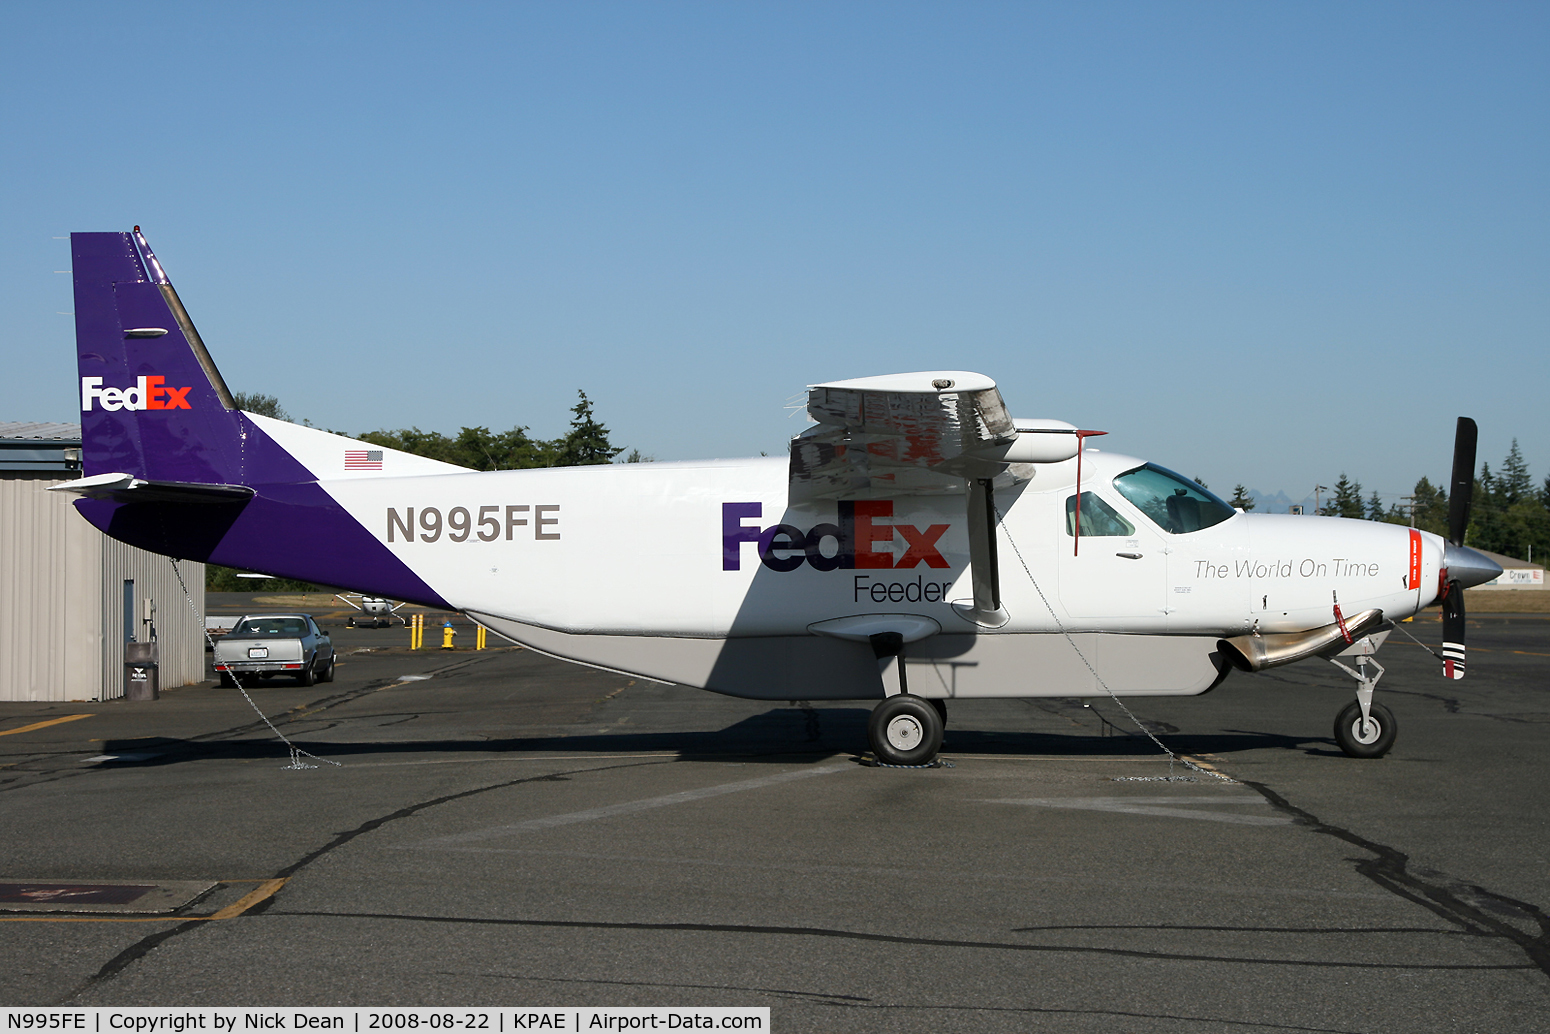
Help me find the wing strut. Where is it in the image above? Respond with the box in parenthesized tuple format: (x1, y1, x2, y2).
(1071, 430, 1107, 556)
(963, 477, 1007, 625)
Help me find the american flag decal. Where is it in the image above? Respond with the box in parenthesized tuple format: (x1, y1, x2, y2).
(344, 450, 384, 470)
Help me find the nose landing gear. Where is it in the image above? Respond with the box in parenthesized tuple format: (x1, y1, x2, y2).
(1329, 644, 1396, 758)
(1333, 698, 1396, 757)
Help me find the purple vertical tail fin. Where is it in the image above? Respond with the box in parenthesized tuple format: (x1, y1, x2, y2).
(66, 229, 453, 608)
(72, 229, 245, 484)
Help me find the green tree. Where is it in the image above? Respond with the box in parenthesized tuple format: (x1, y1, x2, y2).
(1379, 503, 1412, 525)
(359, 425, 552, 470)
(234, 392, 289, 421)
(1501, 440, 1531, 505)
(1468, 445, 1549, 560)
(361, 390, 625, 470)
(1329, 473, 1365, 519)
(1469, 463, 1500, 551)
(205, 565, 321, 592)
(553, 390, 624, 466)
(1410, 476, 1448, 535)
(1228, 484, 1255, 510)
(1366, 490, 1386, 521)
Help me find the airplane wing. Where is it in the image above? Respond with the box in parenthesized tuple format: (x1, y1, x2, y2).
(789, 371, 1076, 502)
(789, 371, 1089, 625)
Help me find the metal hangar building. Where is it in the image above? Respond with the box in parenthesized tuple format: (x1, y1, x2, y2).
(0, 421, 205, 702)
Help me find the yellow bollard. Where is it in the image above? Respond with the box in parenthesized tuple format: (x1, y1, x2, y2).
(476, 626, 487, 650)
(411, 613, 424, 649)
(441, 622, 457, 650)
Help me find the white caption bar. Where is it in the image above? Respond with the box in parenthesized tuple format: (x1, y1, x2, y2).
(0, 1009, 769, 1033)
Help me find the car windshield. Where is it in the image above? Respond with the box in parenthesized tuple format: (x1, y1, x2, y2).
(232, 617, 308, 636)
(1112, 463, 1235, 534)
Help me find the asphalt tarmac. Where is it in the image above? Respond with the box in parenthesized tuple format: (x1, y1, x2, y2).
(2, 610, 1548, 1031)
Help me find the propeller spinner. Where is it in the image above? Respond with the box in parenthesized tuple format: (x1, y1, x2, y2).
(1438, 417, 1503, 679)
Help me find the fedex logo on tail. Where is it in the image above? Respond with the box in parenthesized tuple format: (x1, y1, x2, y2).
(723, 501, 951, 572)
(81, 376, 192, 412)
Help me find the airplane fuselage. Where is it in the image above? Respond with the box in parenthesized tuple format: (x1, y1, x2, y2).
(234, 416, 1443, 702)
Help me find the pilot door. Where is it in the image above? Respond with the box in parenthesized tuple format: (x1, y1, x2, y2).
(1057, 490, 1168, 624)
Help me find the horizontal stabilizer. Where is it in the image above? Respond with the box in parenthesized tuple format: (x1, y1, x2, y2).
(48, 472, 255, 505)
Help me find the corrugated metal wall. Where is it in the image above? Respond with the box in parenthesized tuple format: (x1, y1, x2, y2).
(0, 474, 205, 701)
(0, 474, 100, 701)
(99, 536, 205, 700)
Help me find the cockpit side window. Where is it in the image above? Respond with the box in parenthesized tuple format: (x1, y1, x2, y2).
(1064, 492, 1135, 537)
(1112, 463, 1235, 534)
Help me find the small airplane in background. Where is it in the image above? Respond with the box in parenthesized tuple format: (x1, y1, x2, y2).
(335, 593, 408, 628)
(52, 229, 1501, 765)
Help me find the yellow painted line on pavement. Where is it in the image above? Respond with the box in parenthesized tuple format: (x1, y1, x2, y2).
(1179, 754, 1237, 782)
(0, 714, 93, 738)
(0, 877, 288, 924)
(207, 877, 288, 919)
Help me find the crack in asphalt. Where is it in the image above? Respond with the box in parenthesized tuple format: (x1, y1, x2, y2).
(1242, 779, 1550, 981)
(29, 642, 1550, 1009)
(55, 757, 671, 1003)
(252, 908, 1529, 971)
(1012, 923, 1477, 936)
(454, 971, 1366, 1031)
(452, 970, 873, 1006)
(0, 655, 505, 794)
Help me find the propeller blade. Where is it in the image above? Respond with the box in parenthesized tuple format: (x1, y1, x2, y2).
(1447, 417, 1477, 546)
(1442, 417, 1481, 678)
(1441, 580, 1466, 679)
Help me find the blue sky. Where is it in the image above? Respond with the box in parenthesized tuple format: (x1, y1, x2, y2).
(3, 2, 1545, 504)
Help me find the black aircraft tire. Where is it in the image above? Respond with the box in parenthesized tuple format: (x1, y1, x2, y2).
(929, 698, 947, 728)
(868, 694, 944, 766)
(1334, 701, 1396, 758)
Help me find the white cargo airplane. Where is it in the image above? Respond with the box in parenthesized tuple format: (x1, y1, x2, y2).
(335, 593, 408, 628)
(55, 230, 1501, 764)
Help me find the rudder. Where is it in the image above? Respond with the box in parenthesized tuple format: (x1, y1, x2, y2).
(72, 229, 243, 484)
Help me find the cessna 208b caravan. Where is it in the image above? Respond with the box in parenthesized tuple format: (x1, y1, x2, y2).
(55, 230, 1502, 765)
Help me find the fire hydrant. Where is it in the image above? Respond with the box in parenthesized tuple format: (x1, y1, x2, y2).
(440, 621, 457, 650)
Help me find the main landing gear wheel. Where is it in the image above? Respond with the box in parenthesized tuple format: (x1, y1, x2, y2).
(867, 694, 944, 766)
(1334, 700, 1396, 758)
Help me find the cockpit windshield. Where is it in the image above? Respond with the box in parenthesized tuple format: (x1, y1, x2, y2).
(1112, 463, 1236, 535)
